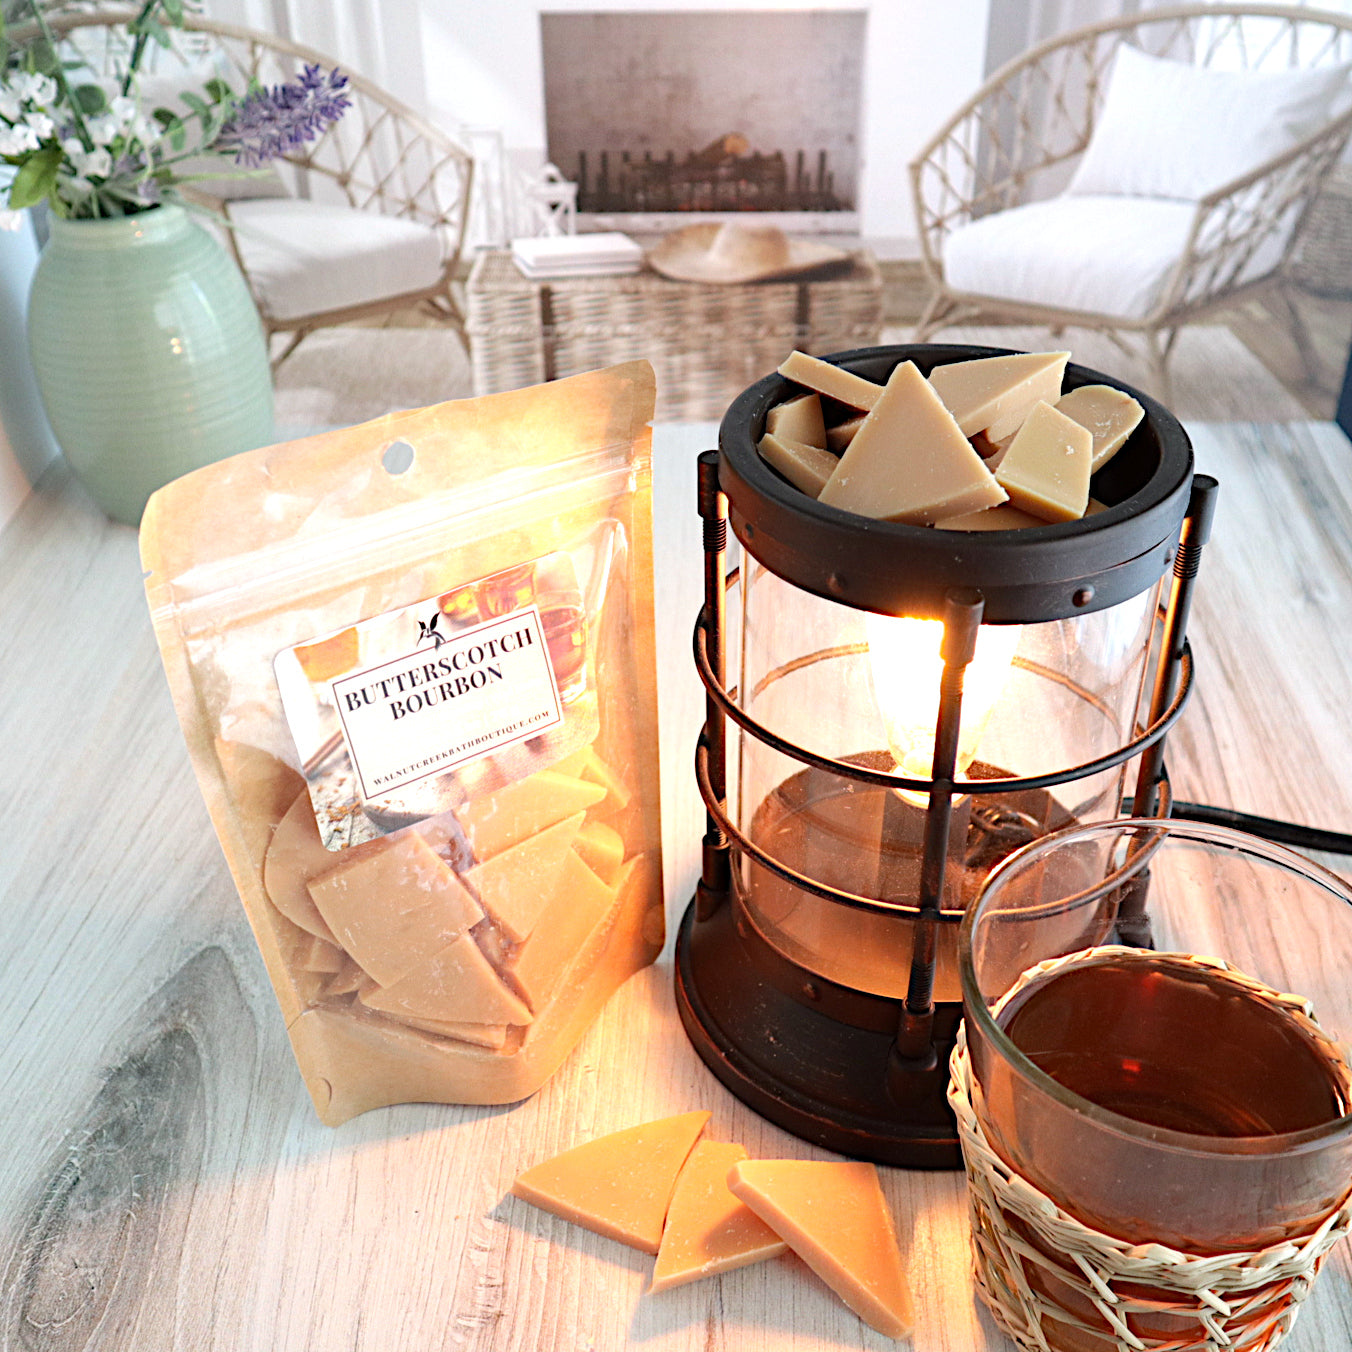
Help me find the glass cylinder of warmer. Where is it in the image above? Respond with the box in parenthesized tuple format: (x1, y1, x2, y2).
(733, 561, 1163, 1004)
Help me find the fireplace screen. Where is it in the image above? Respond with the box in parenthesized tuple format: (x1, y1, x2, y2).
(542, 11, 865, 217)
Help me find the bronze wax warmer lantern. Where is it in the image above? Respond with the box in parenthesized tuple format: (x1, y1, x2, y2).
(674, 343, 1217, 1168)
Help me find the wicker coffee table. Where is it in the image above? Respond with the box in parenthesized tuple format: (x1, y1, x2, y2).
(465, 247, 884, 421)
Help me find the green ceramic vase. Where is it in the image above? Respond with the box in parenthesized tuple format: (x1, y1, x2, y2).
(27, 203, 274, 525)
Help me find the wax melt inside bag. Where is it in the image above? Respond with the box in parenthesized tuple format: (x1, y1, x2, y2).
(141, 362, 663, 1125)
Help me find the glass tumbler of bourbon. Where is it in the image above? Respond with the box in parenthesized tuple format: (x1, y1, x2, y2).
(957, 818, 1352, 1352)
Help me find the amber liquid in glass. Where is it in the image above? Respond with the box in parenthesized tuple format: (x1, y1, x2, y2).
(998, 950, 1348, 1137)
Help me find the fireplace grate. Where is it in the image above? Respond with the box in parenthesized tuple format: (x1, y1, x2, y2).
(576, 139, 849, 215)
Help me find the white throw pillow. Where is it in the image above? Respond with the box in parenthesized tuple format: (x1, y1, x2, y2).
(1067, 43, 1351, 202)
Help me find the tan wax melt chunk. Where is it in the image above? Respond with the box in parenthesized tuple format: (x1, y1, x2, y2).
(575, 818, 625, 884)
(263, 790, 344, 944)
(577, 747, 632, 811)
(508, 851, 624, 1010)
(360, 930, 532, 1026)
(765, 391, 826, 448)
(512, 1110, 712, 1253)
(825, 413, 866, 452)
(757, 432, 839, 496)
(296, 931, 348, 974)
(457, 769, 604, 861)
(818, 360, 1007, 524)
(321, 959, 371, 998)
(650, 1141, 788, 1292)
(287, 852, 664, 1125)
(928, 350, 1069, 441)
(383, 1013, 510, 1049)
(214, 740, 305, 865)
(728, 1159, 913, 1339)
(778, 350, 884, 411)
(933, 503, 1046, 532)
(995, 399, 1093, 523)
(308, 831, 483, 986)
(460, 810, 586, 942)
(1055, 383, 1144, 472)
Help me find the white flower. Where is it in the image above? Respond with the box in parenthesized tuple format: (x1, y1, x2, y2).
(108, 96, 138, 126)
(0, 209, 24, 231)
(71, 146, 112, 179)
(0, 90, 21, 122)
(23, 112, 55, 141)
(8, 72, 56, 107)
(86, 112, 123, 147)
(0, 123, 40, 155)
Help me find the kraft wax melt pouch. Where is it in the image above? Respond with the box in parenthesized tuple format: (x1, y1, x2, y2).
(141, 362, 663, 1125)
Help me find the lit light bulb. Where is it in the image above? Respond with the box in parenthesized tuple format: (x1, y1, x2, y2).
(865, 613, 1021, 782)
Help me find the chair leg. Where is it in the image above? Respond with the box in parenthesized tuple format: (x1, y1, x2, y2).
(1143, 328, 1175, 408)
(269, 328, 310, 373)
(1267, 284, 1321, 390)
(912, 291, 955, 342)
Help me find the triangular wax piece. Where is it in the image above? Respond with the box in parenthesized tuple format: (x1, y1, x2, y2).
(308, 830, 484, 986)
(575, 818, 625, 884)
(460, 810, 586, 942)
(214, 739, 305, 864)
(359, 931, 532, 1025)
(765, 391, 826, 448)
(818, 361, 1006, 524)
(511, 1111, 711, 1254)
(928, 350, 1069, 439)
(650, 1141, 788, 1291)
(728, 1159, 913, 1338)
(508, 850, 619, 1010)
(758, 432, 839, 496)
(262, 790, 343, 944)
(379, 1012, 509, 1049)
(458, 770, 604, 860)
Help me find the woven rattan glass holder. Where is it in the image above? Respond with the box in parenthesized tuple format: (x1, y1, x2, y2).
(950, 1030, 1352, 1352)
(953, 818, 1352, 1352)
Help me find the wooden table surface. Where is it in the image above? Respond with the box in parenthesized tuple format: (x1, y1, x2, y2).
(3, 419, 1352, 1351)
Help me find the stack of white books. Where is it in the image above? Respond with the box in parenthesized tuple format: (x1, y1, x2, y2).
(510, 232, 644, 279)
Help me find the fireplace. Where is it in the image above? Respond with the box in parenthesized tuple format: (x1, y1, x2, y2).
(541, 10, 865, 231)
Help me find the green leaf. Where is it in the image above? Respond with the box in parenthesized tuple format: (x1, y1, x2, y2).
(204, 78, 233, 104)
(9, 145, 63, 210)
(71, 84, 108, 116)
(180, 91, 208, 117)
(27, 36, 59, 76)
(161, 0, 185, 23)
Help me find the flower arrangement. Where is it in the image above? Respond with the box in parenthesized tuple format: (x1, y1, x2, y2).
(0, 0, 349, 218)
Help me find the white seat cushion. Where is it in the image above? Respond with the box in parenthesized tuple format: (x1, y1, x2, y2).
(942, 196, 1201, 321)
(226, 199, 447, 322)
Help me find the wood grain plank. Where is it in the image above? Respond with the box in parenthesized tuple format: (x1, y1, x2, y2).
(2, 420, 1352, 1351)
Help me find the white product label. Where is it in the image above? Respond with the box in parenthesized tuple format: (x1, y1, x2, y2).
(332, 606, 563, 800)
(274, 551, 593, 851)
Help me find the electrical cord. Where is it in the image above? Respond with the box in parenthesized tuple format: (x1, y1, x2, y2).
(1168, 801, 1352, 857)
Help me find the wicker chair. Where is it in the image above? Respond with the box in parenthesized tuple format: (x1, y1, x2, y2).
(909, 4, 1352, 400)
(38, 8, 475, 367)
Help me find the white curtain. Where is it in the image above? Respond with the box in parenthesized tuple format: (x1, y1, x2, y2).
(203, 0, 428, 111)
(983, 0, 1148, 76)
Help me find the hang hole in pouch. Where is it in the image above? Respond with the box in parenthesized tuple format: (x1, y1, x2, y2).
(382, 440, 415, 475)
